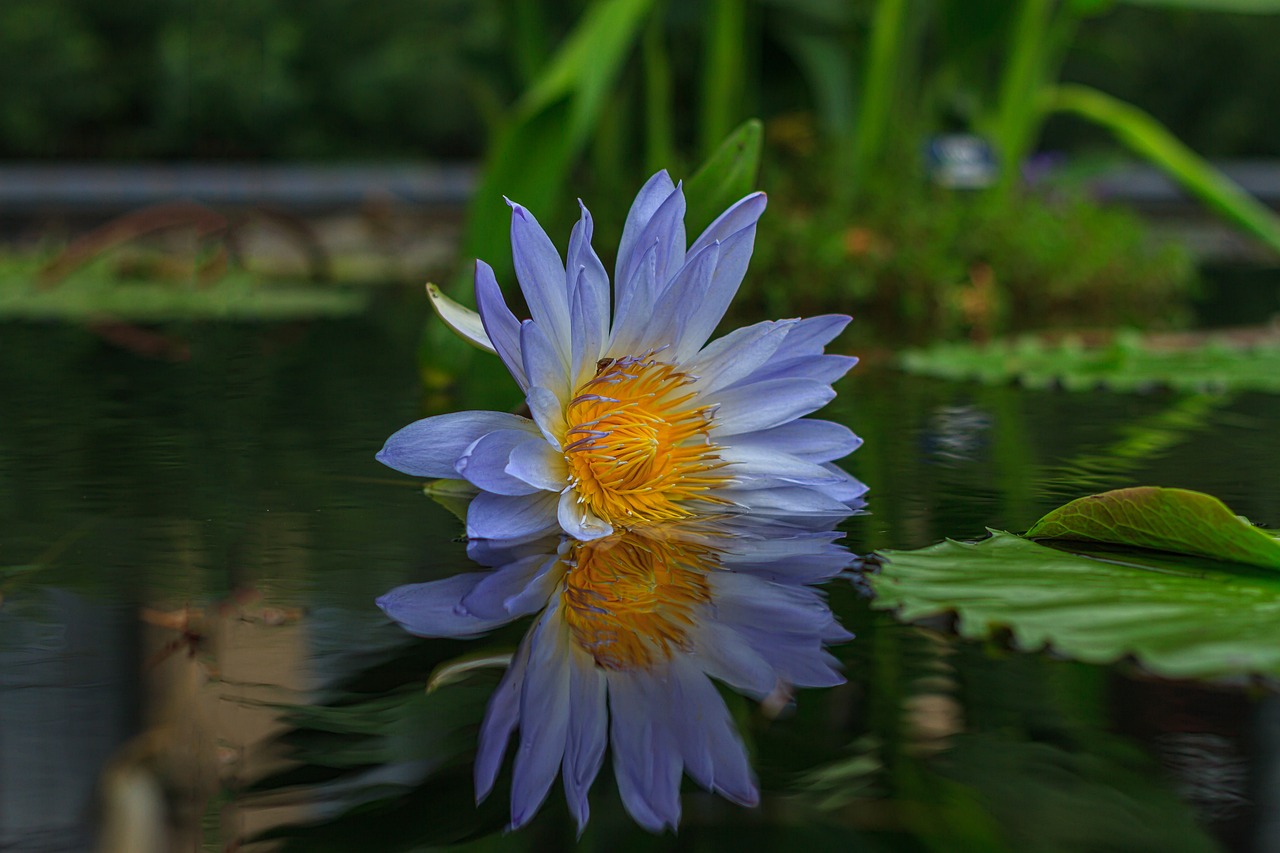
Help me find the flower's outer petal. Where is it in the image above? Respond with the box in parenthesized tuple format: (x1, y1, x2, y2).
(526, 386, 567, 450)
(736, 623, 846, 688)
(727, 485, 854, 515)
(570, 264, 609, 381)
(669, 192, 768, 360)
(376, 573, 516, 638)
(567, 201, 611, 380)
(608, 243, 658, 357)
(712, 574, 847, 656)
(475, 260, 527, 388)
(476, 637, 532, 802)
(672, 219, 763, 360)
(500, 551, 568, 615)
(645, 240, 718, 351)
(717, 444, 848, 487)
(507, 437, 567, 492)
(608, 674, 682, 833)
(666, 658, 758, 807)
(688, 191, 768, 258)
(695, 621, 778, 700)
(623, 181, 686, 292)
(508, 201, 571, 362)
(731, 419, 862, 463)
(686, 319, 796, 393)
(510, 603, 573, 829)
(521, 320, 571, 403)
(739, 354, 858, 386)
(616, 171, 676, 297)
(456, 429, 544, 496)
(377, 411, 536, 478)
(460, 553, 558, 620)
(711, 378, 836, 436)
(466, 491, 559, 540)
(770, 314, 851, 359)
(558, 490, 613, 541)
(563, 650, 608, 835)
(819, 463, 868, 502)
(428, 283, 496, 354)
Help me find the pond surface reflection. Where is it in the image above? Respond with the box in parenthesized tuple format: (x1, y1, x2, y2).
(378, 514, 856, 833)
(2, 299, 1279, 851)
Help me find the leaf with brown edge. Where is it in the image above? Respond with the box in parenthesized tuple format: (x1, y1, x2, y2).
(1026, 486, 1280, 570)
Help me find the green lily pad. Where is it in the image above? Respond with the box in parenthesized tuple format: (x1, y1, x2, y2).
(900, 332, 1280, 393)
(1028, 487, 1280, 570)
(871, 531, 1280, 679)
(875, 532, 1280, 676)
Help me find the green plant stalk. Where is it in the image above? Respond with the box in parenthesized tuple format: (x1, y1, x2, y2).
(642, 4, 676, 175)
(699, 0, 745, 161)
(458, 0, 655, 288)
(992, 0, 1058, 190)
(849, 0, 909, 200)
(1048, 83, 1280, 256)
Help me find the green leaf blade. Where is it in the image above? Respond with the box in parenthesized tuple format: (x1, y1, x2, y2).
(871, 531, 1280, 680)
(1027, 486, 1280, 570)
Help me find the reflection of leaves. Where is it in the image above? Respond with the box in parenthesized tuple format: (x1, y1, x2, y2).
(1027, 487, 1280, 570)
(900, 333, 1280, 393)
(871, 531, 1280, 679)
(790, 736, 883, 811)
(941, 731, 1221, 853)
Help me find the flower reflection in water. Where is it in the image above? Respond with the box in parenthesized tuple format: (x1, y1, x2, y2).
(377, 514, 855, 833)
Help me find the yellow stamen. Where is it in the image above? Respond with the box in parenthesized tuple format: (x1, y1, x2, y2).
(561, 528, 716, 670)
(563, 354, 730, 525)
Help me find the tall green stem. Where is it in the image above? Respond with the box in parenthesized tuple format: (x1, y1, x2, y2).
(849, 0, 909, 202)
(993, 0, 1057, 192)
(699, 0, 745, 161)
(642, 4, 676, 174)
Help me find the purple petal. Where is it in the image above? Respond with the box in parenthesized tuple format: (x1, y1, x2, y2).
(506, 437, 567, 492)
(475, 260, 527, 388)
(466, 491, 559, 540)
(608, 673, 682, 832)
(685, 319, 795, 393)
(456, 429, 545, 496)
(688, 191, 767, 258)
(376, 574, 516, 638)
(460, 553, 559, 620)
(711, 379, 836, 436)
(646, 240, 718, 351)
(608, 242, 658, 357)
(508, 201, 571, 360)
(520, 320, 570, 402)
(615, 171, 676, 294)
(736, 354, 858, 386)
(665, 658, 758, 807)
(558, 490, 613, 541)
(510, 605, 572, 829)
(727, 485, 854, 515)
(377, 411, 536, 478)
(672, 220, 762, 360)
(729, 419, 862, 463)
(771, 314, 851, 359)
(476, 638, 532, 802)
(563, 652, 608, 834)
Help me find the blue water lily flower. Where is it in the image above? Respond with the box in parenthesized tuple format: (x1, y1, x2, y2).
(378, 171, 865, 540)
(376, 514, 855, 833)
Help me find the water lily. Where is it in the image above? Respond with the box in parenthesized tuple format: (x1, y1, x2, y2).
(378, 171, 864, 540)
(376, 514, 855, 832)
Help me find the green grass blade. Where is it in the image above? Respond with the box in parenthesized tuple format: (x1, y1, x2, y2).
(1047, 83, 1280, 256)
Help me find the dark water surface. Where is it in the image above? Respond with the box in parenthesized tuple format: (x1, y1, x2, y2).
(2, 293, 1278, 852)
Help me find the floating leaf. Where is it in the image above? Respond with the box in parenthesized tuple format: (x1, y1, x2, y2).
(900, 332, 1280, 393)
(871, 531, 1280, 679)
(1027, 487, 1280, 570)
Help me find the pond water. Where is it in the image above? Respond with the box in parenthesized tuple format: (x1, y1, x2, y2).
(2, 291, 1278, 852)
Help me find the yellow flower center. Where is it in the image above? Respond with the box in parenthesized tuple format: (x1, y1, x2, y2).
(562, 354, 730, 526)
(561, 529, 716, 670)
